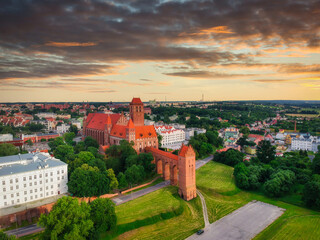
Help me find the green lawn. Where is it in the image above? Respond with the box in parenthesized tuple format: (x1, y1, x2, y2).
(101, 186, 204, 240)
(196, 161, 320, 240)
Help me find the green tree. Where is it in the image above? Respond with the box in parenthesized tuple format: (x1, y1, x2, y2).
(106, 169, 119, 190)
(117, 172, 128, 189)
(264, 170, 295, 197)
(312, 153, 320, 174)
(63, 132, 75, 145)
(0, 231, 17, 240)
(303, 180, 320, 208)
(38, 196, 93, 240)
(239, 126, 250, 137)
(125, 165, 145, 185)
(89, 198, 117, 237)
(84, 136, 99, 149)
(69, 125, 79, 135)
(53, 145, 74, 163)
(157, 134, 163, 147)
(257, 140, 276, 164)
(48, 137, 65, 151)
(25, 139, 33, 146)
(0, 143, 19, 157)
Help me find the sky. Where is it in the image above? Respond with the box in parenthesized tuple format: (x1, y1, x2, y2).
(0, 0, 319, 102)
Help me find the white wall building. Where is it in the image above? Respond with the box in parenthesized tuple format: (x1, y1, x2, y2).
(0, 153, 68, 209)
(36, 112, 57, 119)
(70, 120, 82, 129)
(155, 126, 185, 146)
(56, 124, 70, 134)
(0, 134, 13, 142)
(291, 135, 320, 152)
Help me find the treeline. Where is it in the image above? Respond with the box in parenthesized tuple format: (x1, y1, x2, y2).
(189, 131, 223, 159)
(215, 140, 320, 209)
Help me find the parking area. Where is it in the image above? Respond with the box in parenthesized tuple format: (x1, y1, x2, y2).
(187, 200, 285, 240)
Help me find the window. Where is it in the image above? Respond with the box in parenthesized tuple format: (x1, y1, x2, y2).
(4, 202, 7, 206)
(29, 183, 32, 186)
(51, 191, 53, 195)
(51, 178, 53, 182)
(10, 179, 13, 184)
(34, 182, 37, 186)
(58, 184, 60, 187)
(23, 177, 26, 181)
(40, 181, 42, 184)
(46, 192, 48, 196)
(2, 181, 5, 185)
(57, 170, 60, 174)
(40, 188, 42, 191)
(16, 185, 19, 190)
(25, 197, 27, 201)
(30, 190, 33, 193)
(11, 194, 13, 198)
(46, 179, 48, 183)
(62, 170, 64, 174)
(24, 184, 26, 187)
(51, 185, 53, 189)
(16, 193, 19, 197)
(34, 175, 37, 179)
(35, 189, 37, 193)
(40, 193, 43, 197)
(17, 199, 20, 203)
(30, 196, 33, 200)
(35, 195, 37, 199)
(15, 178, 18, 183)
(57, 177, 60, 181)
(46, 186, 48, 190)
(11, 200, 14, 204)
(24, 191, 27, 195)
(29, 176, 32, 180)
(45, 173, 48, 177)
(62, 176, 64, 179)
(39, 174, 42, 178)
(50, 172, 53, 176)
(3, 195, 6, 199)
(10, 186, 13, 190)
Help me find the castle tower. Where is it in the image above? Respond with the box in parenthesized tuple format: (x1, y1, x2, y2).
(130, 98, 144, 126)
(126, 119, 136, 144)
(178, 145, 197, 201)
(104, 114, 112, 145)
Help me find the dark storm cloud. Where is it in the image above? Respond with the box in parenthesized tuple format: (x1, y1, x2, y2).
(0, 0, 319, 80)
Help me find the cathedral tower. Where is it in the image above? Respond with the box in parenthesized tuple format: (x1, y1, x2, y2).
(129, 98, 144, 126)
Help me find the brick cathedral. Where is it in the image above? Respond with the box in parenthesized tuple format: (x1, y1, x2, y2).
(83, 98, 197, 201)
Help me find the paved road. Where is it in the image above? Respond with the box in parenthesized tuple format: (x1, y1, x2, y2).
(112, 180, 170, 205)
(5, 155, 213, 237)
(197, 190, 209, 228)
(186, 200, 285, 240)
(6, 224, 44, 238)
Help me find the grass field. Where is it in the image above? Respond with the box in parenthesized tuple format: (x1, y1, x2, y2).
(101, 186, 204, 240)
(286, 113, 319, 118)
(196, 161, 320, 240)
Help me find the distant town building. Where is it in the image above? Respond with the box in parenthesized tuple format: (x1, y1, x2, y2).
(22, 133, 60, 143)
(184, 128, 206, 140)
(0, 134, 13, 142)
(0, 153, 68, 209)
(291, 135, 320, 152)
(56, 124, 70, 134)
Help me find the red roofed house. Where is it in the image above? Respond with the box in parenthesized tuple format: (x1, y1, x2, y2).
(83, 98, 197, 201)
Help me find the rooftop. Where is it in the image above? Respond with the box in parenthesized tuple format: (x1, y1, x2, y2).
(0, 153, 67, 177)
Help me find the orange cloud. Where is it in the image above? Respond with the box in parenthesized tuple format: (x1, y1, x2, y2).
(45, 41, 97, 47)
(200, 26, 234, 34)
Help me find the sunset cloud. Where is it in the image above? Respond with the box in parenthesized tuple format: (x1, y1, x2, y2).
(45, 42, 97, 47)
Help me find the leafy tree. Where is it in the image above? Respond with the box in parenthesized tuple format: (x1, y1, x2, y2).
(38, 196, 93, 240)
(25, 139, 33, 146)
(89, 198, 116, 237)
(117, 172, 128, 189)
(0, 231, 17, 240)
(84, 136, 99, 149)
(106, 169, 119, 190)
(74, 141, 86, 153)
(157, 134, 163, 147)
(125, 164, 145, 185)
(240, 126, 250, 137)
(0, 143, 19, 157)
(68, 164, 110, 197)
(303, 180, 320, 208)
(63, 132, 75, 145)
(214, 149, 245, 167)
(69, 125, 79, 135)
(48, 137, 65, 151)
(264, 170, 295, 197)
(257, 140, 276, 164)
(136, 153, 155, 176)
(312, 153, 320, 174)
(53, 145, 74, 163)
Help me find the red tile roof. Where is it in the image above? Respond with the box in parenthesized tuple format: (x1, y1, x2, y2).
(110, 125, 127, 138)
(127, 119, 135, 128)
(135, 125, 157, 139)
(179, 145, 195, 157)
(145, 147, 178, 161)
(131, 98, 143, 104)
(86, 113, 121, 131)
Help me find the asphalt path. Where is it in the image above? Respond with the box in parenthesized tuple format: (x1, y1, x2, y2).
(5, 155, 214, 237)
(6, 224, 44, 238)
(186, 201, 285, 240)
(197, 190, 209, 228)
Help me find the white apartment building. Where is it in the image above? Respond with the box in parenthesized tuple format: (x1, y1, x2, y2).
(0, 153, 68, 209)
(56, 124, 70, 134)
(36, 112, 57, 119)
(0, 134, 13, 142)
(291, 135, 320, 152)
(155, 126, 185, 146)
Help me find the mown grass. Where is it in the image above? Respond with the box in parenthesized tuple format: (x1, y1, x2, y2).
(196, 161, 320, 240)
(101, 186, 204, 240)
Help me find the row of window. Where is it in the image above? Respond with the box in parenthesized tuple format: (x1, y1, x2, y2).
(2, 170, 65, 185)
(3, 191, 55, 206)
(2, 176, 65, 192)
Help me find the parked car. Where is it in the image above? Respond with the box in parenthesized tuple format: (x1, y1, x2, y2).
(196, 229, 204, 235)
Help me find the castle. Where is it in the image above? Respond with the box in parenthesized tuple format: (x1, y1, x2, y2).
(83, 98, 196, 201)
